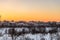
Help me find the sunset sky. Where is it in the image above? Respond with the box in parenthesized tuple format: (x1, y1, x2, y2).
(0, 0, 60, 21)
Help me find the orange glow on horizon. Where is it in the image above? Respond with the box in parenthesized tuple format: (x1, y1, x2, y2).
(0, 11, 60, 22)
(0, 0, 60, 22)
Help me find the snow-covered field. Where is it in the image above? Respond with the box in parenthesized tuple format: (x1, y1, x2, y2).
(0, 28, 60, 40)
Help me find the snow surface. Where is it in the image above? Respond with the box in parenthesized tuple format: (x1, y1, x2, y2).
(0, 28, 60, 40)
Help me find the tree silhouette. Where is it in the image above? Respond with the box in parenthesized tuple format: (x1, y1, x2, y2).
(8, 28, 25, 40)
(8, 28, 16, 40)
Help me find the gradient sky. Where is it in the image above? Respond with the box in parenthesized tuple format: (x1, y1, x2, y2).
(0, 0, 60, 21)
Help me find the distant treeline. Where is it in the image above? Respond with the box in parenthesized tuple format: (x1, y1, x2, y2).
(0, 20, 60, 28)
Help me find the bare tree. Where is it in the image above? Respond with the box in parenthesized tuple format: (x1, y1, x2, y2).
(8, 28, 16, 40)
